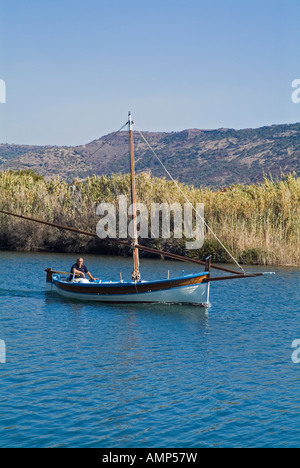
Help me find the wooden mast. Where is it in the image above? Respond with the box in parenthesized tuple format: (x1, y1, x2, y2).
(128, 111, 141, 282)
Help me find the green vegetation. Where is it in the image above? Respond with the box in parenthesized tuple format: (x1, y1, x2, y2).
(0, 169, 299, 266)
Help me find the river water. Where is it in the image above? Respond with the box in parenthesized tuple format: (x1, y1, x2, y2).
(0, 251, 299, 448)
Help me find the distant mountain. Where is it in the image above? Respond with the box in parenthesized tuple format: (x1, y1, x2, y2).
(1, 123, 299, 188)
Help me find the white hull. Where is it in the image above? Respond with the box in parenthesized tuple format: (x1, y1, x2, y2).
(51, 281, 210, 306)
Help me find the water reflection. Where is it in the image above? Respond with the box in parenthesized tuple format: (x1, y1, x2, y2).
(2, 251, 300, 448)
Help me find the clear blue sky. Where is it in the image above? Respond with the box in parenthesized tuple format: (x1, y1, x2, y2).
(0, 0, 300, 145)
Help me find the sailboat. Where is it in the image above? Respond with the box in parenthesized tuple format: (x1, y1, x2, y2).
(0, 112, 274, 306)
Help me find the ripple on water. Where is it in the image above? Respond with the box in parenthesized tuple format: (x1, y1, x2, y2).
(0, 253, 299, 447)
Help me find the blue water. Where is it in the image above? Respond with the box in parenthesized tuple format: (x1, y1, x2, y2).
(0, 251, 299, 448)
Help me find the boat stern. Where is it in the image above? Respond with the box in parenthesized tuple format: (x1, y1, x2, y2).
(45, 268, 54, 291)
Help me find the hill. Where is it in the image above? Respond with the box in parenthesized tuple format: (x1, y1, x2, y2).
(0, 122, 299, 188)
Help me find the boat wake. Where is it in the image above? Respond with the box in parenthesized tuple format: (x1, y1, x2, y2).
(0, 287, 44, 298)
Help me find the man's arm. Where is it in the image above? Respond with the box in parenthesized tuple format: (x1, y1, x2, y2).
(86, 271, 98, 281)
(72, 267, 85, 278)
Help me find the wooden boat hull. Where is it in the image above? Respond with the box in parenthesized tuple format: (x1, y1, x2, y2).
(50, 272, 210, 306)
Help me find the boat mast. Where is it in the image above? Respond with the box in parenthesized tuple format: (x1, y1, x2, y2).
(128, 111, 141, 282)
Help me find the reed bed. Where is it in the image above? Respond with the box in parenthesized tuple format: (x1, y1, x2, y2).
(0, 169, 299, 266)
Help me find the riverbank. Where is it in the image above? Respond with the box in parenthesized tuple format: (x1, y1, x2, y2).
(0, 170, 299, 266)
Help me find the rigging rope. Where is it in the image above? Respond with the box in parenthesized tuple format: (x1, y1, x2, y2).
(133, 122, 245, 274)
(84, 121, 129, 163)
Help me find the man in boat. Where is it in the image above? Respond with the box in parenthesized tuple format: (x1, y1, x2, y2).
(70, 258, 98, 281)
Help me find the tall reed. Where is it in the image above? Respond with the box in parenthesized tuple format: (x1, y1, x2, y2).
(0, 169, 299, 266)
